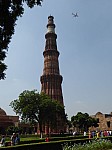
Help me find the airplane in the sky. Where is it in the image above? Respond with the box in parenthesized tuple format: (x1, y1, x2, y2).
(72, 12, 78, 17)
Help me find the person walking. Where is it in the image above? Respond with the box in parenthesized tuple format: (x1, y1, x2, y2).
(0, 135, 5, 147)
(84, 131, 86, 136)
(15, 134, 20, 145)
(11, 133, 16, 146)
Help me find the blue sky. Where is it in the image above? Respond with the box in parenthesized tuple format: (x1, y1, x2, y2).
(0, 0, 112, 119)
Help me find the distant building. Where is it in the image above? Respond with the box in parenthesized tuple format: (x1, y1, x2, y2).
(0, 107, 19, 134)
(90, 112, 112, 131)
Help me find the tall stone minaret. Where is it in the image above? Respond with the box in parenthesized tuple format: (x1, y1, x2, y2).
(40, 16, 64, 105)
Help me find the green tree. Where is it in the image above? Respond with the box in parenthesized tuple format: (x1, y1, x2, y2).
(66, 119, 72, 133)
(0, 0, 42, 79)
(10, 90, 66, 137)
(6, 126, 22, 135)
(71, 112, 99, 132)
(39, 95, 66, 132)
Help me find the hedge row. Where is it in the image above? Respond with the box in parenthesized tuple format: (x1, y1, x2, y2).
(5, 135, 88, 145)
(0, 136, 112, 150)
(0, 138, 90, 150)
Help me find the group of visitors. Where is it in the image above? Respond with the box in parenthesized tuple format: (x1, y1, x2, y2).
(73, 130, 112, 139)
(89, 130, 112, 138)
(0, 133, 20, 147)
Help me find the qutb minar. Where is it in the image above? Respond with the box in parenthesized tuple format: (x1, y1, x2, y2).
(40, 16, 65, 132)
(40, 16, 64, 105)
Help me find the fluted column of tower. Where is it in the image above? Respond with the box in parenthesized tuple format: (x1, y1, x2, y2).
(40, 16, 64, 105)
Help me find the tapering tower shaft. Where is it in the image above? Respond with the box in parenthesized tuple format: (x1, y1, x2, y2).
(40, 16, 64, 105)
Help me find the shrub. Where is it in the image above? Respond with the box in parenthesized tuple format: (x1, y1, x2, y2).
(62, 139, 112, 150)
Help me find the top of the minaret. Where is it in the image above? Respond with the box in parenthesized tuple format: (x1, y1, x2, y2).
(48, 15, 54, 23)
(47, 15, 55, 33)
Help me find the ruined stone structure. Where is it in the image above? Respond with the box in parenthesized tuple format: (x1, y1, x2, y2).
(0, 107, 36, 134)
(90, 112, 112, 131)
(0, 107, 19, 134)
(40, 16, 65, 133)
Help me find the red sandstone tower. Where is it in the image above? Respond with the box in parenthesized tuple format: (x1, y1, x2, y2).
(40, 16, 65, 133)
(40, 16, 64, 106)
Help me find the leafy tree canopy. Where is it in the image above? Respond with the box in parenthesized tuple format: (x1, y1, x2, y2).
(10, 90, 66, 135)
(0, 0, 42, 79)
(6, 126, 22, 135)
(71, 112, 99, 132)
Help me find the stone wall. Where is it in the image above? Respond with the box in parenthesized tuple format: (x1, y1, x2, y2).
(90, 112, 112, 131)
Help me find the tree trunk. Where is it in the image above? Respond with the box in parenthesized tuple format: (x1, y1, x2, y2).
(39, 121, 43, 138)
